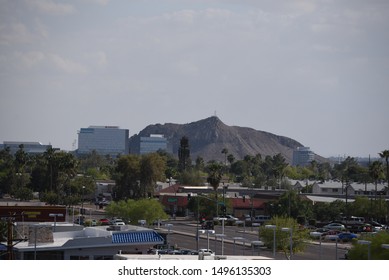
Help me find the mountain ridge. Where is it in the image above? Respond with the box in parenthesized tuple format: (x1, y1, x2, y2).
(129, 116, 309, 163)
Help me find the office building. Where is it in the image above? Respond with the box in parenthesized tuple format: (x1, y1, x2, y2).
(0, 141, 53, 155)
(77, 126, 129, 157)
(140, 134, 168, 154)
(292, 147, 315, 166)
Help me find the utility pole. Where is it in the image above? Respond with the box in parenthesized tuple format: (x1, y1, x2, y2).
(7, 216, 14, 260)
(1, 213, 28, 260)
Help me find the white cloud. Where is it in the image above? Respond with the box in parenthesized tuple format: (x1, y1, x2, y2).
(15, 51, 45, 68)
(47, 53, 87, 74)
(0, 23, 35, 45)
(86, 51, 108, 68)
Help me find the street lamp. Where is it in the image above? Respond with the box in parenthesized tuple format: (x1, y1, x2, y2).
(251, 240, 264, 256)
(233, 237, 244, 255)
(310, 232, 323, 259)
(214, 233, 226, 255)
(165, 224, 173, 251)
(49, 213, 63, 232)
(358, 240, 372, 260)
(199, 230, 215, 251)
(265, 224, 276, 258)
(325, 234, 339, 260)
(281, 227, 293, 260)
(138, 220, 146, 227)
(81, 186, 85, 213)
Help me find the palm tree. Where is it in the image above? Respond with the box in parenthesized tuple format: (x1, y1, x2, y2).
(221, 148, 228, 166)
(206, 162, 223, 216)
(369, 160, 384, 220)
(379, 150, 389, 194)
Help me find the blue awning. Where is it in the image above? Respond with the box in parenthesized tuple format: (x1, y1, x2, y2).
(112, 231, 164, 244)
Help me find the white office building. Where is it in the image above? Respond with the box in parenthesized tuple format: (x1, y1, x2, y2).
(77, 126, 129, 157)
(292, 147, 315, 166)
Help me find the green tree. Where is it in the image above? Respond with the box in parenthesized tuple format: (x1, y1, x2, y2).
(347, 231, 389, 260)
(379, 150, 389, 194)
(105, 199, 168, 226)
(140, 153, 166, 198)
(0, 147, 14, 195)
(221, 148, 228, 166)
(206, 162, 223, 199)
(369, 160, 384, 219)
(114, 155, 141, 199)
(259, 216, 309, 259)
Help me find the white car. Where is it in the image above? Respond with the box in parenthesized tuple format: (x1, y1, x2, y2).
(112, 219, 125, 226)
(198, 249, 214, 255)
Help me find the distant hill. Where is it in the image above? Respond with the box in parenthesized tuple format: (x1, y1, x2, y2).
(129, 116, 310, 163)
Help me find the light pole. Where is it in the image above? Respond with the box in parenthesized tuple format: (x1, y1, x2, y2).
(215, 233, 226, 255)
(310, 232, 323, 259)
(81, 186, 85, 215)
(265, 224, 277, 258)
(325, 234, 339, 260)
(165, 224, 173, 251)
(138, 220, 146, 227)
(281, 227, 293, 260)
(358, 240, 372, 260)
(199, 230, 215, 251)
(49, 213, 63, 232)
(251, 240, 264, 256)
(233, 237, 244, 255)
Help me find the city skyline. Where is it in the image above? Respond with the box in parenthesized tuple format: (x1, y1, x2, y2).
(1, 1, 388, 158)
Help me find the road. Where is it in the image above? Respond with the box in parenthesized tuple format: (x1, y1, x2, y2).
(156, 219, 350, 260)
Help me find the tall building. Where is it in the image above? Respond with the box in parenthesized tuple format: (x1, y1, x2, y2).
(77, 126, 129, 157)
(139, 134, 168, 154)
(292, 147, 315, 166)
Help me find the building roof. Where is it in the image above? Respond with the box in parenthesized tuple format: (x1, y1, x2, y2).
(14, 224, 164, 252)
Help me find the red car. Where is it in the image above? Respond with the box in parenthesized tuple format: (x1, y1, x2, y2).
(99, 218, 111, 225)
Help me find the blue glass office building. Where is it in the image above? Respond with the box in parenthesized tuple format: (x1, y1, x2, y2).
(77, 126, 129, 157)
(140, 134, 168, 154)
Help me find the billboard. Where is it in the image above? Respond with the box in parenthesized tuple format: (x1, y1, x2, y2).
(0, 206, 66, 222)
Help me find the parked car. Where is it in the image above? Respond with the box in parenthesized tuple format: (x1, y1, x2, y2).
(225, 215, 239, 223)
(252, 215, 271, 224)
(198, 248, 214, 255)
(201, 220, 214, 230)
(99, 218, 111, 225)
(112, 219, 125, 226)
(323, 223, 346, 231)
(337, 232, 358, 242)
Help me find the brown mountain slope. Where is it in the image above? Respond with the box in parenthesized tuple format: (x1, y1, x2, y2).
(129, 116, 306, 163)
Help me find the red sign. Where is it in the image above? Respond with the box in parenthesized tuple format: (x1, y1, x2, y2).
(0, 206, 66, 222)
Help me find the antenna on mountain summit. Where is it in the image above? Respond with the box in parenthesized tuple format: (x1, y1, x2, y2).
(214, 110, 217, 117)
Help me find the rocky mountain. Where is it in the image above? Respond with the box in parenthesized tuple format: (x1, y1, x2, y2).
(129, 116, 307, 163)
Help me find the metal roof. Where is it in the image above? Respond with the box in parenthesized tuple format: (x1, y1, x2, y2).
(112, 231, 164, 244)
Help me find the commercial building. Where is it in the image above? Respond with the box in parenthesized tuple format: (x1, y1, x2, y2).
(13, 224, 165, 260)
(292, 147, 315, 166)
(0, 141, 53, 155)
(140, 134, 168, 154)
(77, 126, 129, 157)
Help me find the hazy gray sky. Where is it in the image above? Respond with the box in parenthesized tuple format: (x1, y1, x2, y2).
(1, 0, 388, 158)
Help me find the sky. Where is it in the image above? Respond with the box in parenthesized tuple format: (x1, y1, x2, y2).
(1, 0, 388, 158)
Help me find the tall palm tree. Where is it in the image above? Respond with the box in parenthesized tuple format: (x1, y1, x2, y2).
(221, 148, 228, 166)
(379, 150, 389, 194)
(206, 162, 223, 216)
(369, 160, 384, 220)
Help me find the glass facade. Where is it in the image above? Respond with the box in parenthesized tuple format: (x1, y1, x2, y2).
(77, 126, 129, 157)
(140, 134, 167, 154)
(292, 147, 315, 166)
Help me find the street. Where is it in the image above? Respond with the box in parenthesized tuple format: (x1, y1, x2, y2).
(156, 219, 350, 260)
